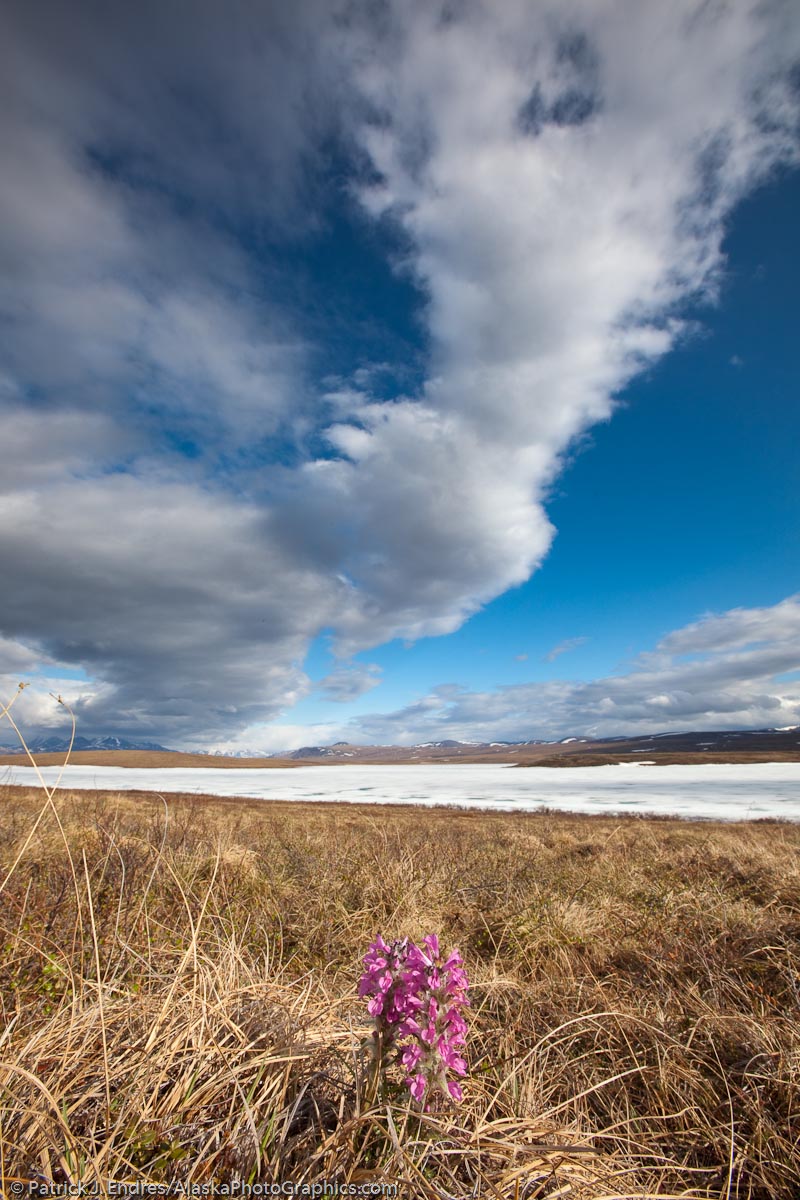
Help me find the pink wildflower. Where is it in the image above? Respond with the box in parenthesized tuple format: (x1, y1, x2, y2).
(359, 933, 470, 1105)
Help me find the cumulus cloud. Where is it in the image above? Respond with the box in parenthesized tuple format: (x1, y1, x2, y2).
(658, 596, 800, 655)
(281, 0, 800, 656)
(341, 595, 800, 744)
(0, 0, 332, 458)
(0, 475, 350, 741)
(1, 0, 798, 744)
(207, 723, 346, 757)
(0, 637, 44, 676)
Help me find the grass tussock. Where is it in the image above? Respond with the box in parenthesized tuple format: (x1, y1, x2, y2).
(0, 783, 799, 1198)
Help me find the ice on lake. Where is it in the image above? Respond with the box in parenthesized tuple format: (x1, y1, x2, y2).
(2, 761, 799, 820)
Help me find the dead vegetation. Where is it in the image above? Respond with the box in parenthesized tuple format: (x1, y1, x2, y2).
(0, 782, 798, 1198)
(533, 750, 800, 767)
(0, 749, 303, 769)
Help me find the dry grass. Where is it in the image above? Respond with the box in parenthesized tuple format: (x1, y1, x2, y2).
(0, 782, 798, 1199)
(0, 750, 304, 769)
(2, 748, 799, 770)
(535, 751, 800, 767)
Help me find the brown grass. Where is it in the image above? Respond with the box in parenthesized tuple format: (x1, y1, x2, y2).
(1, 784, 799, 1198)
(0, 750, 303, 769)
(1, 749, 798, 770)
(533, 751, 800, 767)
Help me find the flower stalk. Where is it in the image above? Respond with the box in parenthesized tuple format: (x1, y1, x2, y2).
(359, 933, 469, 1106)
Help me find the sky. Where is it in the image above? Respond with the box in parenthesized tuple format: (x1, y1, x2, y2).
(1, 0, 799, 752)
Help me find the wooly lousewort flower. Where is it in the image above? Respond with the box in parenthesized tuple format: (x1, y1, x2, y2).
(359, 933, 469, 1104)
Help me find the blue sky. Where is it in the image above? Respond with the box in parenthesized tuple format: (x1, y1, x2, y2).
(1, 1, 799, 750)
(283, 167, 800, 742)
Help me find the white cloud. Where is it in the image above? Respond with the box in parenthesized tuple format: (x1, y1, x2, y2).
(544, 636, 588, 663)
(339, 595, 800, 744)
(658, 596, 800, 655)
(0, 674, 100, 744)
(299, 0, 800, 657)
(0, 1, 798, 743)
(0, 637, 45, 676)
(209, 723, 345, 757)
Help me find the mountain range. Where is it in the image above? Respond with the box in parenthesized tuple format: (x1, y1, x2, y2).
(1, 727, 798, 766)
(0, 734, 169, 754)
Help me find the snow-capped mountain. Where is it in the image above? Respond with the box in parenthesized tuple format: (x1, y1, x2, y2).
(0, 735, 171, 754)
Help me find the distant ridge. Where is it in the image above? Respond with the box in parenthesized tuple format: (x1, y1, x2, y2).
(0, 734, 171, 755)
(1, 727, 797, 770)
(280, 728, 800, 762)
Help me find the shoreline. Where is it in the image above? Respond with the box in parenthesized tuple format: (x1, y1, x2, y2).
(2, 779, 798, 825)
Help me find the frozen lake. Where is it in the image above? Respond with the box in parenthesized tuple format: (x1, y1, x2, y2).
(2, 760, 799, 820)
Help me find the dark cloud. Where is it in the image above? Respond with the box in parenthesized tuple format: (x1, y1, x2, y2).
(316, 663, 382, 703)
(0, 477, 344, 741)
(1, 0, 798, 747)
